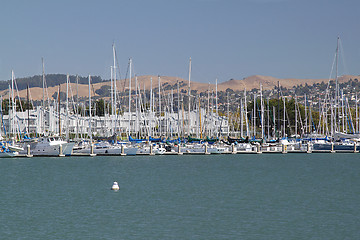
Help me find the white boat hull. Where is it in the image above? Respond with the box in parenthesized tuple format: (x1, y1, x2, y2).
(20, 139, 75, 156)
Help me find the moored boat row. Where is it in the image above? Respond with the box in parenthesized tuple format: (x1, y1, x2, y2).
(3, 135, 360, 158)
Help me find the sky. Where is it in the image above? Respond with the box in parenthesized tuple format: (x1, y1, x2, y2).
(0, 0, 359, 83)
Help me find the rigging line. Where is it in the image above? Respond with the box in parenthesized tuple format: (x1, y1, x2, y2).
(122, 60, 130, 93)
(16, 117, 23, 140)
(11, 73, 23, 140)
(0, 97, 7, 136)
(295, 97, 304, 135)
(114, 47, 122, 94)
(327, 51, 337, 90)
(43, 74, 51, 110)
(67, 77, 78, 115)
(90, 82, 96, 100)
(315, 96, 326, 132)
(13, 73, 24, 112)
(27, 87, 35, 112)
(308, 103, 316, 133)
(346, 98, 355, 134)
(112, 48, 122, 114)
(279, 88, 293, 136)
(135, 81, 151, 136)
(338, 37, 349, 76)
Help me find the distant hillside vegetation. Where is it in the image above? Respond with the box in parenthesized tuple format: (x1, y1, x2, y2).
(1, 73, 359, 102)
(0, 74, 104, 91)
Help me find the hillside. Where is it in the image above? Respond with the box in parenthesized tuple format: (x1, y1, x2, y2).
(1, 74, 359, 101)
(217, 75, 359, 91)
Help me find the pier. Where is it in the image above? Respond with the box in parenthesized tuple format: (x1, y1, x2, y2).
(13, 141, 360, 158)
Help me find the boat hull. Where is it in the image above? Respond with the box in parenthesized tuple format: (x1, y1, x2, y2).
(0, 151, 19, 158)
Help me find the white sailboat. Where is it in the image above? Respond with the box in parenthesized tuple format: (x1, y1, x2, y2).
(18, 70, 75, 156)
(0, 71, 24, 157)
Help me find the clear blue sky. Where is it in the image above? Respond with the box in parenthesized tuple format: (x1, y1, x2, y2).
(1, 0, 359, 83)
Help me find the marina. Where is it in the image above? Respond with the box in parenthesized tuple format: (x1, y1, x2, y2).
(2, 39, 360, 158)
(2, 0, 359, 239)
(10, 133, 360, 157)
(6, 140, 360, 158)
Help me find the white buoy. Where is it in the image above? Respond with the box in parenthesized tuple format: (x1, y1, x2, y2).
(111, 181, 119, 191)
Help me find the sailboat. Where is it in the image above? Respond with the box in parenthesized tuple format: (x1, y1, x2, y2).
(0, 71, 24, 157)
(19, 74, 75, 156)
(0, 134, 22, 159)
(0, 143, 22, 157)
(310, 36, 359, 151)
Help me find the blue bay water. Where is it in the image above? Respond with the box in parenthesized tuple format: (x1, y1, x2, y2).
(1, 153, 360, 239)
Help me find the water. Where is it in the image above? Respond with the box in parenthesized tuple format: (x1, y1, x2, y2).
(1, 153, 360, 239)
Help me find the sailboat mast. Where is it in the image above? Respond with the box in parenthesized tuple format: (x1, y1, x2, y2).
(58, 85, 61, 136)
(170, 89, 174, 138)
(356, 94, 358, 133)
(150, 77, 153, 137)
(227, 92, 230, 136)
(177, 80, 180, 138)
(215, 78, 218, 137)
(277, 81, 280, 138)
(206, 83, 210, 137)
(182, 98, 185, 139)
(244, 88, 249, 137)
(11, 70, 15, 139)
(66, 74, 69, 140)
(215, 79, 218, 116)
(304, 94, 308, 135)
(211, 90, 214, 137)
(309, 101, 313, 134)
(110, 66, 114, 135)
(295, 95, 297, 137)
(240, 98, 243, 138)
(135, 75, 138, 136)
(358, 96, 360, 134)
(42, 58, 45, 136)
(335, 36, 340, 109)
(0, 96, 3, 138)
(199, 96, 202, 139)
(253, 93, 256, 137)
(128, 58, 132, 137)
(330, 97, 334, 137)
(88, 75, 92, 142)
(267, 97, 270, 139)
(260, 83, 264, 139)
(188, 57, 191, 136)
(110, 65, 114, 134)
(76, 75, 79, 140)
(341, 90, 345, 132)
(283, 96, 286, 138)
(158, 75, 161, 137)
(27, 84, 30, 136)
(113, 44, 117, 121)
(273, 106, 276, 137)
